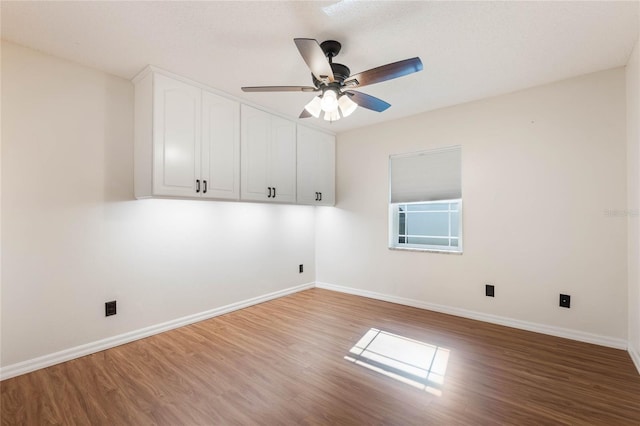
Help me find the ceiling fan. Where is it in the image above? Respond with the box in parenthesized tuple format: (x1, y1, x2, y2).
(241, 38, 423, 122)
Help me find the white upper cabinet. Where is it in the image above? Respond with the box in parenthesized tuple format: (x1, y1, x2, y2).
(201, 90, 240, 200)
(134, 67, 335, 207)
(297, 125, 336, 206)
(134, 70, 240, 200)
(152, 74, 202, 197)
(241, 105, 296, 203)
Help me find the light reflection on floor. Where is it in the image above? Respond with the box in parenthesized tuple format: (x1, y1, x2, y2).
(344, 328, 450, 396)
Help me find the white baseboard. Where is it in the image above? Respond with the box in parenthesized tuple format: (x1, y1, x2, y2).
(315, 282, 628, 350)
(3, 281, 633, 381)
(629, 346, 640, 375)
(0, 282, 314, 381)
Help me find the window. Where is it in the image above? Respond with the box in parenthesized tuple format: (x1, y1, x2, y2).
(392, 200, 461, 251)
(389, 146, 462, 253)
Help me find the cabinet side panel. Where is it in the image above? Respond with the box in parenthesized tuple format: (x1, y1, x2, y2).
(134, 73, 153, 198)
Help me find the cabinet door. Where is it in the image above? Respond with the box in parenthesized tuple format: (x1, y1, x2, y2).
(241, 105, 270, 201)
(152, 74, 201, 197)
(297, 125, 335, 205)
(296, 125, 321, 205)
(268, 115, 297, 203)
(201, 91, 240, 200)
(316, 131, 336, 206)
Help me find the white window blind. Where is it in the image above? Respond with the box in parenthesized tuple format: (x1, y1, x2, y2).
(389, 146, 461, 204)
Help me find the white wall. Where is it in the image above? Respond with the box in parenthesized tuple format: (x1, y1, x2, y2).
(1, 38, 634, 375)
(317, 68, 628, 344)
(628, 33, 640, 370)
(0, 41, 316, 368)
(0, 41, 4, 366)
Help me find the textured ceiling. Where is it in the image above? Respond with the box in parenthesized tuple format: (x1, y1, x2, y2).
(1, 1, 638, 133)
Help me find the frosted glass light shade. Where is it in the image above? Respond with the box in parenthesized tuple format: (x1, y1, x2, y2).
(320, 89, 339, 112)
(323, 109, 340, 122)
(338, 94, 358, 117)
(304, 96, 322, 118)
(306, 90, 357, 121)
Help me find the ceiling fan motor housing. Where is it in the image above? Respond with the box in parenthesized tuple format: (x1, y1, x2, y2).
(312, 62, 351, 87)
(320, 40, 342, 58)
(311, 40, 351, 88)
(330, 63, 350, 82)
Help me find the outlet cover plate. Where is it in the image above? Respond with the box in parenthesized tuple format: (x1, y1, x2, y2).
(485, 284, 495, 297)
(105, 300, 117, 316)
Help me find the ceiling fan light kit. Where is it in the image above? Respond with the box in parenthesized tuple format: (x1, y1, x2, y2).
(241, 38, 423, 122)
(304, 88, 359, 122)
(304, 96, 323, 118)
(338, 93, 358, 117)
(324, 109, 341, 122)
(320, 89, 338, 111)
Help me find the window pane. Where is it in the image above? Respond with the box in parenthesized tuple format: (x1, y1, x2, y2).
(399, 212, 406, 236)
(407, 202, 449, 212)
(450, 211, 459, 235)
(407, 212, 448, 236)
(390, 199, 462, 252)
(407, 237, 450, 246)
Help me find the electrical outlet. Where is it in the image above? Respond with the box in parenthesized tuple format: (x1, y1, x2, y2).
(559, 294, 571, 308)
(299, 264, 304, 273)
(105, 300, 117, 316)
(485, 284, 495, 297)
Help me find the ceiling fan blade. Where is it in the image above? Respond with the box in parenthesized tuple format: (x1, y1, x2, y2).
(299, 109, 312, 119)
(345, 90, 391, 112)
(294, 38, 335, 83)
(344, 57, 423, 88)
(242, 86, 317, 92)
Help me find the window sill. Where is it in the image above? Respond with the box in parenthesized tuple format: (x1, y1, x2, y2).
(388, 246, 463, 255)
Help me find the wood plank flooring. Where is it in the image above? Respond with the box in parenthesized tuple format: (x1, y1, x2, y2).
(2, 288, 640, 425)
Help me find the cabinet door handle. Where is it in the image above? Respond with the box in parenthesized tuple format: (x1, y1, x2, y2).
(273, 187, 276, 198)
(203, 180, 207, 194)
(196, 179, 200, 193)
(315, 192, 319, 201)
(319, 192, 322, 201)
(267, 187, 272, 198)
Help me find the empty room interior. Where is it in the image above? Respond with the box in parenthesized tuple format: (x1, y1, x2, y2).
(2, 1, 640, 424)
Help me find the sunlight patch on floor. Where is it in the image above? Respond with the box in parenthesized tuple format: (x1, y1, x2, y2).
(344, 328, 450, 396)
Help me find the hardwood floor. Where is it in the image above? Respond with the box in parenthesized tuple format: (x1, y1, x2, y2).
(2, 288, 640, 425)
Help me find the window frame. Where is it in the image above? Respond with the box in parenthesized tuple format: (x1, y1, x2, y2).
(389, 200, 463, 254)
